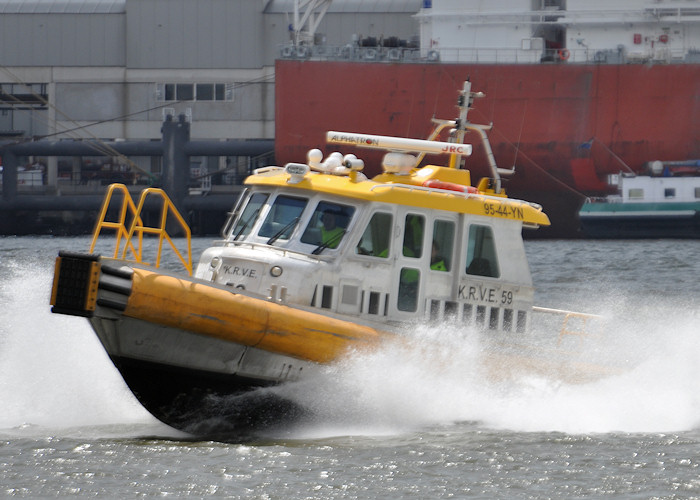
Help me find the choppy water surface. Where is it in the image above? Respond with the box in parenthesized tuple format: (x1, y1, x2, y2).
(0, 236, 698, 498)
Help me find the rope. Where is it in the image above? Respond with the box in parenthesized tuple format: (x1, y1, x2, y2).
(512, 100, 527, 169)
(592, 137, 635, 173)
(469, 106, 588, 199)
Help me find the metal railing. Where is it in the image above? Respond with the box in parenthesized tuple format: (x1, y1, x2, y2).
(279, 43, 698, 65)
(89, 183, 193, 275)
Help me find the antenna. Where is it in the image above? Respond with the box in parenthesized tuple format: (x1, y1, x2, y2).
(326, 131, 472, 157)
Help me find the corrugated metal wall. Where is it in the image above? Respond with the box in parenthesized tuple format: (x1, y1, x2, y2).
(0, 12, 125, 67)
(125, 0, 265, 69)
(0, 0, 420, 69)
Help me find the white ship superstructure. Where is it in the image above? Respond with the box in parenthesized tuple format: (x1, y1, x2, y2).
(417, 0, 700, 63)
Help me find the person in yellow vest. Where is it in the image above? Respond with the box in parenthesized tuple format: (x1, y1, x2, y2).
(320, 211, 345, 248)
(430, 241, 447, 271)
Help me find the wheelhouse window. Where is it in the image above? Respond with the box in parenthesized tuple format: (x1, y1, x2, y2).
(259, 195, 307, 243)
(628, 188, 644, 200)
(355, 212, 392, 257)
(301, 201, 355, 251)
(230, 192, 268, 240)
(431, 219, 455, 272)
(465, 225, 500, 278)
(398, 267, 420, 312)
(403, 214, 425, 258)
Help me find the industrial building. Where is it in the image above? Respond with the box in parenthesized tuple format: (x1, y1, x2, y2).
(0, 0, 421, 205)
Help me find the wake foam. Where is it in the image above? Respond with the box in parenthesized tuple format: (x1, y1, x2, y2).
(276, 300, 700, 437)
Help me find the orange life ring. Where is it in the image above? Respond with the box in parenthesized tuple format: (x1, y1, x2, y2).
(558, 49, 570, 61)
(422, 179, 478, 194)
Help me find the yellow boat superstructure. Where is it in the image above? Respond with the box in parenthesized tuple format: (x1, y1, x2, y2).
(49, 81, 608, 436)
(247, 162, 549, 227)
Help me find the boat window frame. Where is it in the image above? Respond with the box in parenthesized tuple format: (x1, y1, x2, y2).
(397, 267, 421, 312)
(464, 223, 500, 279)
(354, 210, 394, 259)
(226, 190, 270, 242)
(628, 188, 644, 200)
(257, 193, 309, 244)
(402, 213, 426, 259)
(221, 187, 249, 239)
(300, 200, 356, 252)
(430, 218, 456, 272)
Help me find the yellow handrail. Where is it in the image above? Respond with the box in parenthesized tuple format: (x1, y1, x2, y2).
(89, 183, 193, 276)
(89, 184, 143, 259)
(124, 187, 192, 274)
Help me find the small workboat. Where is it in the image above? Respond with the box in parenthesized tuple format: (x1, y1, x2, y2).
(579, 160, 700, 238)
(51, 81, 609, 437)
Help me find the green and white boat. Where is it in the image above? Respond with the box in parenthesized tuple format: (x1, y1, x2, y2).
(578, 161, 700, 239)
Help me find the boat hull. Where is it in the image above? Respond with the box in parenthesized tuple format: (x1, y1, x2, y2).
(579, 203, 700, 238)
(109, 354, 303, 437)
(88, 313, 318, 435)
(51, 252, 392, 436)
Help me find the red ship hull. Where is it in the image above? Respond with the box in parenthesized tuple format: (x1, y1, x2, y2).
(275, 60, 700, 237)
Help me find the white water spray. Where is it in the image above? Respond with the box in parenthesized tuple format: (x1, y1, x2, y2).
(279, 299, 700, 437)
(0, 260, 154, 432)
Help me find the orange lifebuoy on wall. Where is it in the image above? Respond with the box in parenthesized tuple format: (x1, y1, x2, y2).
(558, 49, 570, 61)
(422, 179, 478, 194)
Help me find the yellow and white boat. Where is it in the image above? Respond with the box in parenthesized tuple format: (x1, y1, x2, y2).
(50, 81, 607, 436)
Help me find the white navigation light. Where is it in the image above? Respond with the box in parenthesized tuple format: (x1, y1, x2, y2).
(326, 131, 472, 156)
(343, 154, 364, 171)
(284, 163, 310, 183)
(307, 148, 323, 171)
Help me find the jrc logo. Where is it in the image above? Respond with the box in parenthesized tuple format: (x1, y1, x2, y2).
(441, 145, 467, 154)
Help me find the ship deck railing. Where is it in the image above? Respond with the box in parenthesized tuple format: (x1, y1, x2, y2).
(89, 183, 193, 275)
(279, 43, 697, 65)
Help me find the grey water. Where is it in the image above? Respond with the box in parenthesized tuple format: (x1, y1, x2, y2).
(0, 236, 699, 498)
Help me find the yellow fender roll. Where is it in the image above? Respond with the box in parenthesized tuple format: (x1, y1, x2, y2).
(123, 268, 394, 363)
